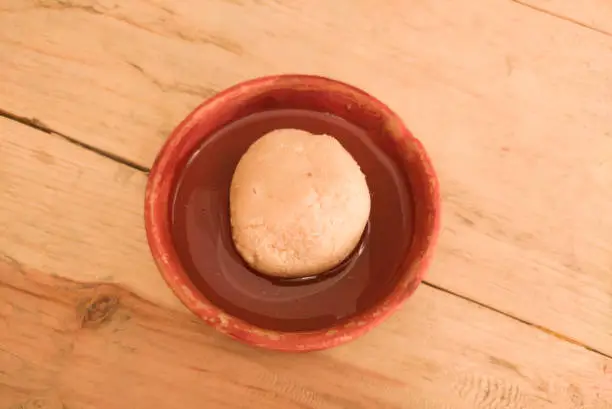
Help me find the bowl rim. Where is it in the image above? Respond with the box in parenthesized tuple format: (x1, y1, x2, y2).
(144, 74, 440, 352)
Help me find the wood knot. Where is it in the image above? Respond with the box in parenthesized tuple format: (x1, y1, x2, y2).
(78, 292, 120, 329)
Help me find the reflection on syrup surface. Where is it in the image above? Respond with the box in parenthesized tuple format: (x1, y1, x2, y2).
(171, 109, 413, 332)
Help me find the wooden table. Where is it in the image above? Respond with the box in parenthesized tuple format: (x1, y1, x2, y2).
(1, 0, 611, 407)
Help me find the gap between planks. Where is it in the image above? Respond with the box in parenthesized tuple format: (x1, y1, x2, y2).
(0, 107, 149, 173)
(509, 0, 612, 37)
(2, 107, 611, 362)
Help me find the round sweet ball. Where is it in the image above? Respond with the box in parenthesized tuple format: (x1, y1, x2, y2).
(229, 129, 371, 278)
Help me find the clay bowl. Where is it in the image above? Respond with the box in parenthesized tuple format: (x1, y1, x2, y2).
(144, 74, 440, 352)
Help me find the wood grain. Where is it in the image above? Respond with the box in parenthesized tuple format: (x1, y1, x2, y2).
(0, 117, 181, 311)
(2, 253, 612, 409)
(515, 0, 612, 35)
(2, 0, 611, 356)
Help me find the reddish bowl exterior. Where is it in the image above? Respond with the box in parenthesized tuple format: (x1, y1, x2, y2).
(144, 74, 440, 352)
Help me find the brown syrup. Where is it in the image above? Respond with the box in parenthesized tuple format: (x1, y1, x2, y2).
(171, 109, 413, 332)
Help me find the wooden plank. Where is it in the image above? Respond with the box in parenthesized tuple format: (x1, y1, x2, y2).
(1, 0, 612, 357)
(0, 117, 182, 311)
(514, 0, 612, 35)
(2, 243, 612, 408)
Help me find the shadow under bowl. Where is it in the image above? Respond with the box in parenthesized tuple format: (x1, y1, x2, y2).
(144, 74, 440, 352)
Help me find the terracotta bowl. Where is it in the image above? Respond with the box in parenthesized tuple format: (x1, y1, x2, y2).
(144, 74, 440, 352)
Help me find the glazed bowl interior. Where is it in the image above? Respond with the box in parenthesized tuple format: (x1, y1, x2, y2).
(145, 75, 439, 351)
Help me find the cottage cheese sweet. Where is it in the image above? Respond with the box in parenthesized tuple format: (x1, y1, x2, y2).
(229, 129, 371, 278)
